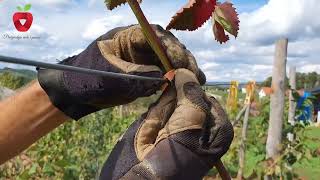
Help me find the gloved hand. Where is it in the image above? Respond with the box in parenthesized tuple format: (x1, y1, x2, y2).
(99, 69, 233, 180)
(37, 25, 206, 120)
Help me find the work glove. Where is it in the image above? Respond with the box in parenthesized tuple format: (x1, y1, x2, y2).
(37, 25, 206, 120)
(99, 69, 233, 180)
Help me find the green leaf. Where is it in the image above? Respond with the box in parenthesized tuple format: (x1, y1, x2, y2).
(43, 163, 54, 176)
(24, 4, 32, 11)
(18, 169, 31, 180)
(292, 90, 300, 101)
(28, 164, 37, 175)
(55, 159, 71, 168)
(17, 6, 24, 11)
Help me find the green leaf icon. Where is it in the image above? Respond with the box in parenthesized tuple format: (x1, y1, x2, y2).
(24, 4, 32, 11)
(17, 6, 23, 11)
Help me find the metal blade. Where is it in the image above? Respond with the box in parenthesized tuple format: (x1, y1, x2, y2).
(0, 55, 166, 82)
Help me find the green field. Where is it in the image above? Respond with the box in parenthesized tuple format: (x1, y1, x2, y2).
(0, 71, 319, 179)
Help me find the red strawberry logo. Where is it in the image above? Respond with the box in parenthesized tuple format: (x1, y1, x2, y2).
(13, 4, 33, 32)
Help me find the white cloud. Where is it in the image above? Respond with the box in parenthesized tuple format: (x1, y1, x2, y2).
(0, 0, 319, 82)
(26, 0, 76, 10)
(239, 0, 320, 45)
(88, 0, 97, 7)
(299, 65, 320, 73)
(28, 0, 74, 6)
(172, 0, 320, 81)
(82, 15, 133, 40)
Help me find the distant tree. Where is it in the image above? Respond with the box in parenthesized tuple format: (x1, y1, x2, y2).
(0, 72, 25, 89)
(261, 76, 289, 88)
(261, 72, 320, 90)
(261, 76, 272, 87)
(308, 72, 318, 88)
(296, 72, 320, 89)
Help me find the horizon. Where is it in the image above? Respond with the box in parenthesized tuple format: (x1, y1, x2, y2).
(0, 0, 319, 82)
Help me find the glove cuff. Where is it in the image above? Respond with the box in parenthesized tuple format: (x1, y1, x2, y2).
(37, 68, 99, 120)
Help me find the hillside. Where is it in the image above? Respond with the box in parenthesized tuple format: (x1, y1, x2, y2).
(0, 68, 36, 89)
(0, 68, 319, 179)
(0, 67, 37, 79)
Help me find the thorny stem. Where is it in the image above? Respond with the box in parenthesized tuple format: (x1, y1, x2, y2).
(126, 0, 173, 71)
(125, 0, 230, 179)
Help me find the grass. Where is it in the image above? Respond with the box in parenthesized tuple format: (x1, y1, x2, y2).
(294, 126, 320, 180)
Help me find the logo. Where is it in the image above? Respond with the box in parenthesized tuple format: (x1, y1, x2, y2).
(13, 4, 33, 32)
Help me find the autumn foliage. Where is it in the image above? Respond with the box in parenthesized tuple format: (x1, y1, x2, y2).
(167, 1, 239, 43)
(105, 0, 240, 44)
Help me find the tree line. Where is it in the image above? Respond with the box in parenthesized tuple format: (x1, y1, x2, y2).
(261, 72, 320, 90)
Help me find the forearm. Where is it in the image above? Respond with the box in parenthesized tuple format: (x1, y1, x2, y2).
(0, 81, 69, 164)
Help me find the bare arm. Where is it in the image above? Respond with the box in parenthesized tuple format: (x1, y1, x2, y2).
(0, 81, 69, 164)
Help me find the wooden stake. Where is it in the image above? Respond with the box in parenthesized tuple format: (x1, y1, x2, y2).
(237, 104, 250, 180)
(266, 38, 288, 158)
(288, 66, 296, 126)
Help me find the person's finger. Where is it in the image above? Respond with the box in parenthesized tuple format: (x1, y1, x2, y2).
(112, 25, 159, 66)
(97, 40, 164, 97)
(134, 87, 176, 160)
(111, 25, 206, 84)
(155, 69, 209, 144)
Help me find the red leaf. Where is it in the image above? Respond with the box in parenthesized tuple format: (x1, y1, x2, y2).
(105, 0, 127, 10)
(212, 18, 229, 44)
(166, 0, 217, 31)
(105, 0, 142, 10)
(213, 2, 240, 37)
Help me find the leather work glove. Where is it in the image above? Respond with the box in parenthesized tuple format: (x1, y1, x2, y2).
(37, 25, 206, 120)
(99, 69, 234, 180)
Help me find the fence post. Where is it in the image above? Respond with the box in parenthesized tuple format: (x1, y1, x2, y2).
(237, 81, 255, 179)
(266, 38, 288, 158)
(237, 105, 250, 180)
(288, 66, 296, 126)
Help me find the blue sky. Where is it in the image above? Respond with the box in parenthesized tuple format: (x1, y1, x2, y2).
(0, 0, 319, 82)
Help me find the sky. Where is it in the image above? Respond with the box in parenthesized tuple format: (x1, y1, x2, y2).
(0, 0, 319, 82)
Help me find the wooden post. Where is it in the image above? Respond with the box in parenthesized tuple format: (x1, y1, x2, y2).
(266, 39, 288, 158)
(288, 66, 296, 126)
(232, 104, 248, 126)
(237, 105, 250, 179)
(237, 81, 255, 179)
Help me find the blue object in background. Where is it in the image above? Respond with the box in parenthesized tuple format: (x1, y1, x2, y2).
(297, 91, 312, 122)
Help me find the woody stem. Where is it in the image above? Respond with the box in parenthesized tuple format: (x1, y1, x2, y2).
(126, 0, 173, 72)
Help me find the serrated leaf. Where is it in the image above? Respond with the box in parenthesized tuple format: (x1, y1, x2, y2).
(105, 0, 127, 10)
(105, 0, 142, 10)
(166, 0, 217, 31)
(212, 16, 229, 44)
(213, 2, 240, 37)
(24, 4, 32, 11)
